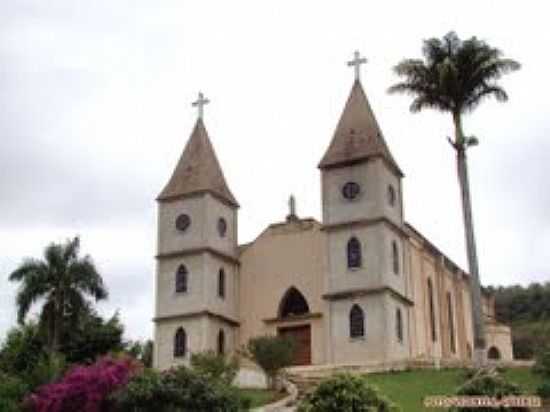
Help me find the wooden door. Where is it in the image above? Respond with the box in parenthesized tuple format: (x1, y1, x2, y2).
(278, 325, 311, 365)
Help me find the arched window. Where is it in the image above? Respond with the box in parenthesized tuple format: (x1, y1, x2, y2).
(279, 287, 310, 318)
(488, 346, 501, 360)
(396, 308, 403, 343)
(218, 329, 225, 355)
(388, 185, 396, 206)
(218, 268, 225, 298)
(392, 241, 399, 275)
(447, 292, 456, 353)
(347, 237, 362, 269)
(176, 265, 188, 293)
(427, 278, 437, 342)
(349, 304, 365, 338)
(174, 328, 187, 358)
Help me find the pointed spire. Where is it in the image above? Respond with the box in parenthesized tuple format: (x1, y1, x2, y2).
(157, 118, 239, 207)
(318, 80, 403, 176)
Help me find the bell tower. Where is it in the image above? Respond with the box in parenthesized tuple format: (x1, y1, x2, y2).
(319, 52, 411, 364)
(153, 93, 240, 369)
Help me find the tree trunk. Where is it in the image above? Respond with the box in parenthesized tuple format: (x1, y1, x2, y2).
(52, 288, 63, 353)
(453, 112, 486, 368)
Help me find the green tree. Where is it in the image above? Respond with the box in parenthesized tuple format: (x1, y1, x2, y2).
(388, 32, 520, 367)
(60, 308, 124, 364)
(8, 236, 108, 352)
(242, 335, 294, 389)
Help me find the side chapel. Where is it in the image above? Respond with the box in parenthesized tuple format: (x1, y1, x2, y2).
(152, 53, 513, 371)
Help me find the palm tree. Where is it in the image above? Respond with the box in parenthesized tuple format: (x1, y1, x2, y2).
(9, 237, 108, 352)
(388, 32, 520, 367)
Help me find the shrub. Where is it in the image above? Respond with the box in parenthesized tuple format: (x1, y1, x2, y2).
(243, 335, 294, 388)
(111, 365, 246, 412)
(0, 372, 28, 412)
(298, 374, 400, 412)
(537, 382, 550, 399)
(190, 350, 239, 385)
(533, 349, 550, 378)
(25, 355, 139, 412)
(0, 322, 46, 379)
(450, 368, 528, 412)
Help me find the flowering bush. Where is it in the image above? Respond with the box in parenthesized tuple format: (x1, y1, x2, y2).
(26, 356, 140, 412)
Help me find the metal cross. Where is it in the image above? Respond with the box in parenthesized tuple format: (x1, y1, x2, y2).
(347, 50, 367, 81)
(192, 91, 210, 119)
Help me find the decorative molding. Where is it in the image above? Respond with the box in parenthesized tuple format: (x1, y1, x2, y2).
(157, 189, 239, 209)
(323, 286, 414, 306)
(153, 310, 240, 327)
(322, 216, 409, 239)
(263, 312, 323, 324)
(156, 247, 240, 265)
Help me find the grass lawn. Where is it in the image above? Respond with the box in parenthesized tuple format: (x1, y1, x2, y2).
(364, 368, 543, 412)
(238, 388, 286, 408)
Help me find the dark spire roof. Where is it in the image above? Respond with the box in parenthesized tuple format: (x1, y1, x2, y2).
(318, 80, 403, 176)
(157, 118, 239, 207)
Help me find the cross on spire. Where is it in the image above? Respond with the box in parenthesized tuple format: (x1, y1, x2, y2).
(192, 91, 210, 119)
(347, 50, 367, 81)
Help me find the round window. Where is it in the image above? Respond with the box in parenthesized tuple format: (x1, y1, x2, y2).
(217, 218, 227, 237)
(175, 214, 191, 231)
(342, 182, 361, 200)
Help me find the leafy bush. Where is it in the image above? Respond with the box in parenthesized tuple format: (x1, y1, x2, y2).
(0, 322, 46, 378)
(533, 349, 550, 378)
(111, 365, 247, 412)
(190, 350, 239, 385)
(537, 382, 550, 399)
(0, 372, 28, 412)
(298, 373, 400, 412)
(243, 335, 294, 388)
(25, 355, 139, 412)
(450, 368, 528, 412)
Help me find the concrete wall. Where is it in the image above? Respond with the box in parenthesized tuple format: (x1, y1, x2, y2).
(321, 159, 402, 226)
(238, 219, 328, 365)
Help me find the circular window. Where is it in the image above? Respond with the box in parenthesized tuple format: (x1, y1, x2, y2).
(217, 218, 227, 237)
(342, 182, 361, 200)
(388, 185, 396, 206)
(175, 214, 191, 231)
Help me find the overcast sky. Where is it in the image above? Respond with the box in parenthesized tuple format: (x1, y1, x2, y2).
(1, 1, 548, 342)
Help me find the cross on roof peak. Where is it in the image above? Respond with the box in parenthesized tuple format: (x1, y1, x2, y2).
(192, 91, 210, 119)
(347, 50, 367, 81)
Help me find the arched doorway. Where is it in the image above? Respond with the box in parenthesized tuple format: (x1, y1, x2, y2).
(488, 346, 501, 360)
(277, 287, 311, 365)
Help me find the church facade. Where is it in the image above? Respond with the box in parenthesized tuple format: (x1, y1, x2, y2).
(152, 69, 513, 371)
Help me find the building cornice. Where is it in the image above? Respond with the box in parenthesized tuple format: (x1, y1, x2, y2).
(321, 216, 409, 238)
(156, 247, 240, 265)
(156, 189, 239, 209)
(322, 286, 414, 306)
(153, 310, 240, 327)
(263, 312, 323, 324)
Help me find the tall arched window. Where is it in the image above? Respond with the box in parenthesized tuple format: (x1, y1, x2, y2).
(218, 329, 225, 355)
(392, 241, 399, 275)
(349, 304, 365, 338)
(427, 278, 437, 342)
(279, 287, 310, 318)
(347, 237, 362, 269)
(176, 265, 188, 293)
(396, 308, 403, 343)
(174, 328, 187, 358)
(218, 268, 225, 298)
(447, 292, 456, 353)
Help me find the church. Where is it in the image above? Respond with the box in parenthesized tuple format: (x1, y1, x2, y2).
(152, 53, 513, 372)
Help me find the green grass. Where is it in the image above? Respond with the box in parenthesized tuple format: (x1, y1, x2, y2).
(363, 368, 544, 412)
(238, 388, 285, 408)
